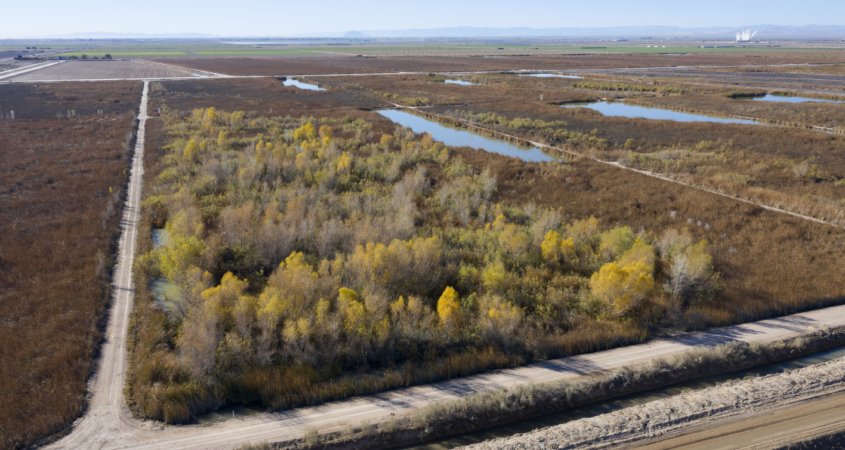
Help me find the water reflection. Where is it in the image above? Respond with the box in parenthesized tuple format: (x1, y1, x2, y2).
(377, 109, 555, 163)
(282, 78, 325, 91)
(522, 73, 582, 79)
(564, 101, 758, 125)
(753, 94, 842, 104)
(445, 79, 478, 86)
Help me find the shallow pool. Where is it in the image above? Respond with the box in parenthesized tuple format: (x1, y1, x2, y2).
(522, 73, 582, 79)
(282, 78, 325, 91)
(444, 79, 478, 86)
(564, 101, 758, 125)
(377, 109, 555, 163)
(753, 93, 842, 104)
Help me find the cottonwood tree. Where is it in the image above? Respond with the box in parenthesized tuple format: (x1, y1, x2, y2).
(437, 286, 461, 328)
(658, 228, 715, 305)
(590, 239, 657, 318)
(177, 301, 219, 380)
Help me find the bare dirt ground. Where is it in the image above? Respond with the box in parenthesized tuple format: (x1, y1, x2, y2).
(463, 356, 845, 450)
(0, 60, 62, 81)
(639, 391, 845, 450)
(5, 60, 208, 82)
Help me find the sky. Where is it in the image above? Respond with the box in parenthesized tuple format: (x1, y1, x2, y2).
(4, 0, 845, 38)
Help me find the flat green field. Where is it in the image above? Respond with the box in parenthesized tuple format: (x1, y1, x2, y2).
(50, 42, 836, 59)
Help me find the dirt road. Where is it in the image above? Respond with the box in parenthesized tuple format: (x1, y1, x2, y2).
(464, 353, 845, 450)
(49, 80, 149, 449)
(639, 391, 845, 450)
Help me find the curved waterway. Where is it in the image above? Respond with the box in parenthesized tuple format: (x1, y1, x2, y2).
(564, 101, 758, 125)
(377, 109, 555, 163)
(407, 345, 845, 449)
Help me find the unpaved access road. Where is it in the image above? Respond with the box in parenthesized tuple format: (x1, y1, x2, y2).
(0, 60, 64, 81)
(464, 352, 845, 450)
(45, 76, 845, 450)
(640, 391, 845, 449)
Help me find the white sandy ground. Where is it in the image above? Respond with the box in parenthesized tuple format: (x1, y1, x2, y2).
(463, 356, 845, 450)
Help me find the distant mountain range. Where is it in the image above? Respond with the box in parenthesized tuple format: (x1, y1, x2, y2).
(28, 25, 845, 41)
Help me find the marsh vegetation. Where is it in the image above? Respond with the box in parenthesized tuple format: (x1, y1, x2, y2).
(129, 108, 716, 422)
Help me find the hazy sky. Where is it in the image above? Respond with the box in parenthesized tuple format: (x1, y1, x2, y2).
(4, 0, 845, 38)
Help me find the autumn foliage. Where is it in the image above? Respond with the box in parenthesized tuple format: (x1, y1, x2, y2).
(128, 109, 716, 422)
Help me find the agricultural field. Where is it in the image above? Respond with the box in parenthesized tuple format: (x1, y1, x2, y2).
(4, 60, 207, 82)
(0, 81, 141, 448)
(44, 39, 845, 60)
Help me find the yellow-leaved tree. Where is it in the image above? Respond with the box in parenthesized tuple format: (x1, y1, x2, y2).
(437, 286, 461, 327)
(590, 239, 656, 318)
(540, 229, 562, 262)
(293, 121, 316, 142)
(182, 138, 199, 163)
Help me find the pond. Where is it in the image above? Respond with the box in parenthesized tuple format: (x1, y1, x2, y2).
(563, 101, 758, 125)
(444, 79, 478, 86)
(150, 228, 182, 312)
(150, 278, 183, 312)
(377, 109, 556, 163)
(521, 73, 582, 79)
(753, 93, 842, 104)
(281, 78, 325, 91)
(151, 228, 169, 248)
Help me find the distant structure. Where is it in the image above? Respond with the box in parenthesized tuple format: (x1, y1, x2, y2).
(736, 29, 759, 43)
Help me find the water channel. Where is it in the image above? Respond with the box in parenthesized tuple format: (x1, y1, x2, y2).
(563, 101, 758, 125)
(377, 109, 555, 163)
